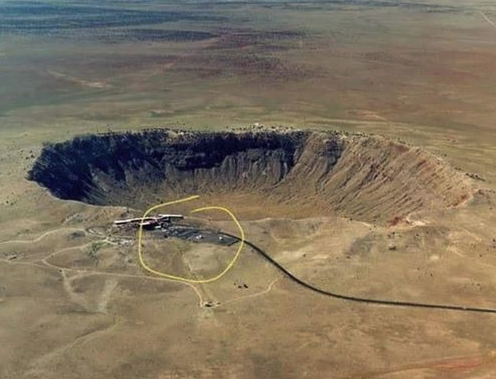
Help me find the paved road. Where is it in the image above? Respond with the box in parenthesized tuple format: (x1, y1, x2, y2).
(221, 232, 496, 314)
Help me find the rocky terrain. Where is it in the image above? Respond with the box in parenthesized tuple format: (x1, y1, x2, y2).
(29, 129, 473, 224)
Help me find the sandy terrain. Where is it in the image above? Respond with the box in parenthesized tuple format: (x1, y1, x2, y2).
(2, 0, 496, 378)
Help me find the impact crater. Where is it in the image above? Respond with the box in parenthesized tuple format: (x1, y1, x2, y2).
(28, 129, 473, 224)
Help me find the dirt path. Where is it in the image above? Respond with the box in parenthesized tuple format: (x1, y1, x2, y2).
(219, 276, 281, 308)
(0, 227, 87, 245)
(480, 11, 496, 30)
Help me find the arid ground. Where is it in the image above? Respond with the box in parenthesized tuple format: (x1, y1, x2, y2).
(2, 1, 496, 378)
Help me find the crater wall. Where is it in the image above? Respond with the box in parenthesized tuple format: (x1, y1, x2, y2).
(28, 129, 472, 223)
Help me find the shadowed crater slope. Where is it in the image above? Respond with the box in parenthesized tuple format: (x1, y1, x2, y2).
(28, 129, 473, 224)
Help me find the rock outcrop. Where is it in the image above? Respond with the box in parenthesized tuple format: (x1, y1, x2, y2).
(28, 129, 473, 223)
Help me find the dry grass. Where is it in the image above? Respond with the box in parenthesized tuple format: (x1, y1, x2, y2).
(2, 0, 496, 378)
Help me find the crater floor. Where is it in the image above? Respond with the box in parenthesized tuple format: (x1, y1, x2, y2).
(29, 129, 472, 224)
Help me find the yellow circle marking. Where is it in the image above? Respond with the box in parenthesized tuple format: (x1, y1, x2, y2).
(137, 196, 245, 283)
